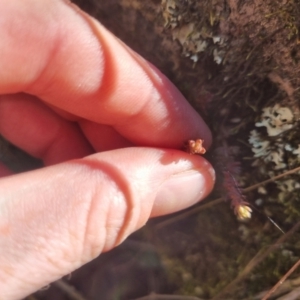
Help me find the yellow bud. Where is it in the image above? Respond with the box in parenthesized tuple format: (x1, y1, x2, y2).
(236, 205, 252, 220)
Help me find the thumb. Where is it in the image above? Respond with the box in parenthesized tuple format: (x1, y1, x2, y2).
(0, 147, 214, 300)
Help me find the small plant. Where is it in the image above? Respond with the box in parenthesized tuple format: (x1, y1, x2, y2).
(186, 139, 252, 220)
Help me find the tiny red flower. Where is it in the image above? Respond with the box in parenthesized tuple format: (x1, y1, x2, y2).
(186, 139, 206, 155)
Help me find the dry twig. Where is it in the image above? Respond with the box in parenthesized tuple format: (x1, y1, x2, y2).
(262, 259, 300, 300)
(211, 220, 300, 300)
(277, 286, 300, 300)
(252, 277, 300, 299)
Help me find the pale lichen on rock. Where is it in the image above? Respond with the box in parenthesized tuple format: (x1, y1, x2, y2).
(255, 104, 294, 136)
(161, 0, 228, 64)
(248, 103, 300, 206)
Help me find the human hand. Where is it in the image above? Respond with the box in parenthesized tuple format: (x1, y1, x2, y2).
(0, 0, 215, 299)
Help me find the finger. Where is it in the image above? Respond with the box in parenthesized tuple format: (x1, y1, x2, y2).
(0, 163, 13, 177)
(0, 94, 93, 165)
(0, 93, 133, 159)
(79, 120, 133, 151)
(0, 0, 211, 149)
(0, 147, 214, 299)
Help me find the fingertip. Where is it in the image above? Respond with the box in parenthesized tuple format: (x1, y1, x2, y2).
(116, 47, 213, 148)
(152, 154, 215, 217)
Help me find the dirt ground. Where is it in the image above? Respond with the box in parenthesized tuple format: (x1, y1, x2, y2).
(3, 0, 298, 299)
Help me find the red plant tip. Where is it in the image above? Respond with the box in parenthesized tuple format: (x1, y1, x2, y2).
(186, 139, 206, 155)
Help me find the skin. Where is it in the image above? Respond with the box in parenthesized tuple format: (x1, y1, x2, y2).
(0, 0, 215, 299)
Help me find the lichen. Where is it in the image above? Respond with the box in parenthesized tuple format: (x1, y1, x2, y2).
(161, 0, 229, 64)
(255, 104, 294, 136)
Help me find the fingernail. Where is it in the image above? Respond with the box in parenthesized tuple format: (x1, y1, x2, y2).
(154, 166, 215, 216)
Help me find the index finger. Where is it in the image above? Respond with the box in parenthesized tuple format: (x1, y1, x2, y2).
(0, 0, 211, 148)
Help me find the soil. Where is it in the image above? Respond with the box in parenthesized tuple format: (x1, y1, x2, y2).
(3, 0, 299, 299)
